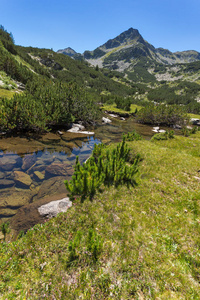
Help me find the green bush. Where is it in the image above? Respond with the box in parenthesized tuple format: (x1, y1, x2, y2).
(0, 221, 10, 241)
(136, 104, 189, 127)
(0, 80, 100, 132)
(67, 228, 103, 267)
(123, 130, 142, 141)
(181, 126, 199, 137)
(65, 137, 140, 201)
(151, 130, 174, 141)
(115, 96, 131, 111)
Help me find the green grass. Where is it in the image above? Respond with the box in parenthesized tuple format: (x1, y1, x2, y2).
(0, 133, 200, 299)
(188, 113, 200, 119)
(0, 88, 18, 99)
(102, 103, 142, 114)
(0, 71, 19, 99)
(12, 54, 34, 70)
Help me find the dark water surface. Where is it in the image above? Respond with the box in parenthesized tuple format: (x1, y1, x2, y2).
(0, 116, 161, 223)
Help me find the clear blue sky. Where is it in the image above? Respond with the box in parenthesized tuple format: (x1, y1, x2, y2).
(1, 0, 200, 53)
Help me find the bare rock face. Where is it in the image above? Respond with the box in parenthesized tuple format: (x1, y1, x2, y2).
(38, 197, 72, 218)
(13, 171, 32, 188)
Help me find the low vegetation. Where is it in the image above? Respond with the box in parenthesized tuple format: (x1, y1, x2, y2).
(65, 138, 140, 201)
(0, 132, 200, 299)
(136, 104, 189, 126)
(0, 80, 100, 132)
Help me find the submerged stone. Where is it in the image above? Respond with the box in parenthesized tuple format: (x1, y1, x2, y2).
(0, 179, 15, 189)
(46, 162, 71, 176)
(34, 171, 45, 181)
(36, 176, 67, 200)
(0, 156, 22, 171)
(13, 171, 32, 188)
(22, 154, 37, 171)
(0, 191, 32, 208)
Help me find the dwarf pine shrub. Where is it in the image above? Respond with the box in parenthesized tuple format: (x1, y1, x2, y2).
(151, 130, 174, 141)
(64, 137, 140, 201)
(123, 130, 142, 141)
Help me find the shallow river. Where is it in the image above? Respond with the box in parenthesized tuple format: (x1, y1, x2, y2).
(0, 116, 163, 224)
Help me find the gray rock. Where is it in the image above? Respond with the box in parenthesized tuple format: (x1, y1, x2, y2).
(190, 118, 200, 125)
(38, 197, 72, 218)
(108, 113, 118, 118)
(102, 117, 112, 123)
(67, 123, 85, 133)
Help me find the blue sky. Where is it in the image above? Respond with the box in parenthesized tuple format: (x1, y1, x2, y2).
(1, 0, 200, 53)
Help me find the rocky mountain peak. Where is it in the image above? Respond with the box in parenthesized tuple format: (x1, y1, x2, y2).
(57, 47, 77, 57)
(102, 27, 143, 50)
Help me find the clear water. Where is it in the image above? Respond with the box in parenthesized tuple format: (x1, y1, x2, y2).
(0, 116, 163, 221)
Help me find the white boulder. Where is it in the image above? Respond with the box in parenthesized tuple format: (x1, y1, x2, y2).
(102, 117, 112, 123)
(38, 197, 72, 218)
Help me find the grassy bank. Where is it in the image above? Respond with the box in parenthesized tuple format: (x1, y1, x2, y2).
(0, 133, 200, 299)
(101, 103, 142, 114)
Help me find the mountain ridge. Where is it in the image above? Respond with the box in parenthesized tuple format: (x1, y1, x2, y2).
(57, 28, 200, 72)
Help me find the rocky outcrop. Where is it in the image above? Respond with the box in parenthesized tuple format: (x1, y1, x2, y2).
(67, 123, 94, 135)
(57, 47, 77, 57)
(38, 197, 72, 218)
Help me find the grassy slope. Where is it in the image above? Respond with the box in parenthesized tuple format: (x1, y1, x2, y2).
(0, 133, 200, 299)
(101, 104, 142, 114)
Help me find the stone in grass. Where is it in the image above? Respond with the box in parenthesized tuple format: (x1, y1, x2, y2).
(38, 197, 72, 218)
